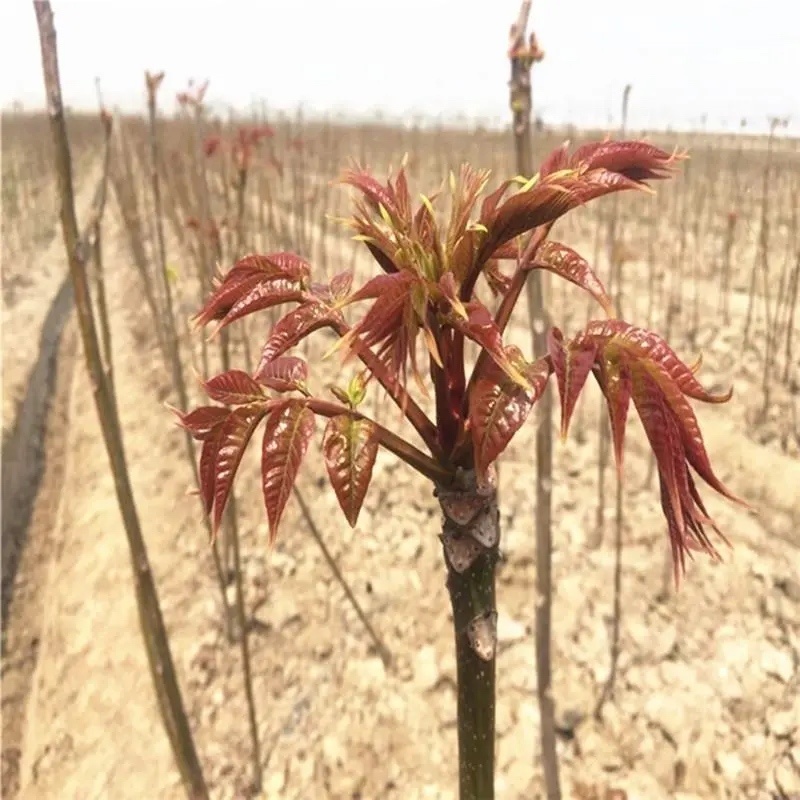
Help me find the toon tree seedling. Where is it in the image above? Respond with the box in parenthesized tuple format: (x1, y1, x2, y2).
(174, 140, 747, 800)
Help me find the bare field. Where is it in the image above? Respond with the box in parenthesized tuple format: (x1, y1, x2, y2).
(1, 112, 799, 800)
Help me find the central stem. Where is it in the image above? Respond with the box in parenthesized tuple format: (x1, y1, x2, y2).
(448, 556, 497, 799)
(439, 474, 499, 800)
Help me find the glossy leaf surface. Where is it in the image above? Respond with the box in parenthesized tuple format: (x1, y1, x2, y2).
(322, 414, 380, 526)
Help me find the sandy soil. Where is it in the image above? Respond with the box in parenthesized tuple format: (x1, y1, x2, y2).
(2, 150, 799, 800)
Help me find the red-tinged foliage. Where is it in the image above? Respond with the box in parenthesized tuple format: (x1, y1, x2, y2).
(329, 270, 354, 302)
(547, 327, 599, 439)
(255, 356, 308, 393)
(340, 167, 401, 222)
(180, 137, 746, 583)
(210, 278, 307, 334)
(449, 301, 529, 388)
(261, 401, 315, 541)
(539, 139, 681, 183)
(192, 252, 311, 330)
(198, 433, 220, 514)
(547, 320, 748, 581)
(255, 302, 343, 372)
(203, 135, 222, 158)
(469, 347, 552, 475)
(340, 270, 426, 382)
(211, 406, 266, 535)
(484, 260, 512, 297)
(231, 125, 273, 170)
(203, 370, 264, 406)
(584, 320, 733, 405)
(322, 415, 380, 525)
(470, 140, 680, 279)
(226, 252, 311, 284)
(170, 405, 228, 440)
(531, 241, 614, 316)
(594, 351, 632, 476)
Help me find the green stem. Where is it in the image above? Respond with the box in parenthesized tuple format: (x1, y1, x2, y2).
(448, 561, 496, 800)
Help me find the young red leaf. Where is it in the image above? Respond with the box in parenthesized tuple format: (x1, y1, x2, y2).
(451, 301, 529, 388)
(329, 270, 354, 301)
(198, 431, 221, 515)
(531, 241, 614, 316)
(479, 178, 515, 221)
(638, 356, 741, 503)
(474, 141, 681, 272)
(345, 271, 415, 305)
(338, 271, 419, 379)
(310, 270, 355, 304)
(261, 401, 315, 541)
(592, 321, 733, 404)
(339, 167, 400, 222)
(439, 272, 468, 318)
(476, 181, 574, 265)
(226, 252, 311, 284)
(590, 321, 742, 503)
(413, 196, 445, 269)
(469, 348, 552, 475)
(483, 260, 512, 297)
(568, 140, 681, 183)
(192, 253, 311, 330)
(540, 140, 679, 183)
(547, 327, 598, 438)
(538, 141, 570, 178)
(322, 414, 380, 526)
(203, 370, 264, 405)
(594, 352, 632, 476)
(170, 404, 228, 440)
(192, 272, 263, 328)
(446, 164, 491, 254)
(392, 166, 412, 222)
(582, 318, 749, 582)
(256, 302, 341, 369)
(632, 375, 729, 583)
(211, 277, 305, 333)
(212, 405, 266, 535)
(255, 356, 308, 393)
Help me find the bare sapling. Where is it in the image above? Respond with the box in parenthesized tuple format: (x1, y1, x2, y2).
(508, 5, 560, 798)
(759, 118, 792, 420)
(109, 118, 169, 362)
(743, 117, 786, 355)
(593, 84, 632, 553)
(143, 73, 236, 644)
(718, 208, 738, 325)
(782, 236, 800, 386)
(87, 106, 115, 403)
(34, 4, 208, 797)
(594, 83, 631, 720)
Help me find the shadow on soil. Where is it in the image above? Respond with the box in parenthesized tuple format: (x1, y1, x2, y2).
(1, 277, 74, 640)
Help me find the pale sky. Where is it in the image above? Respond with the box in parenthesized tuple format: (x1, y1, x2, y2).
(2, 0, 798, 134)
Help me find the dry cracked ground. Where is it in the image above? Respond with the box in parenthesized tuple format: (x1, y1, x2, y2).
(2, 141, 799, 800)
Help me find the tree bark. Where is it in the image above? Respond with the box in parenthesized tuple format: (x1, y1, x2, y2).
(438, 470, 499, 800)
